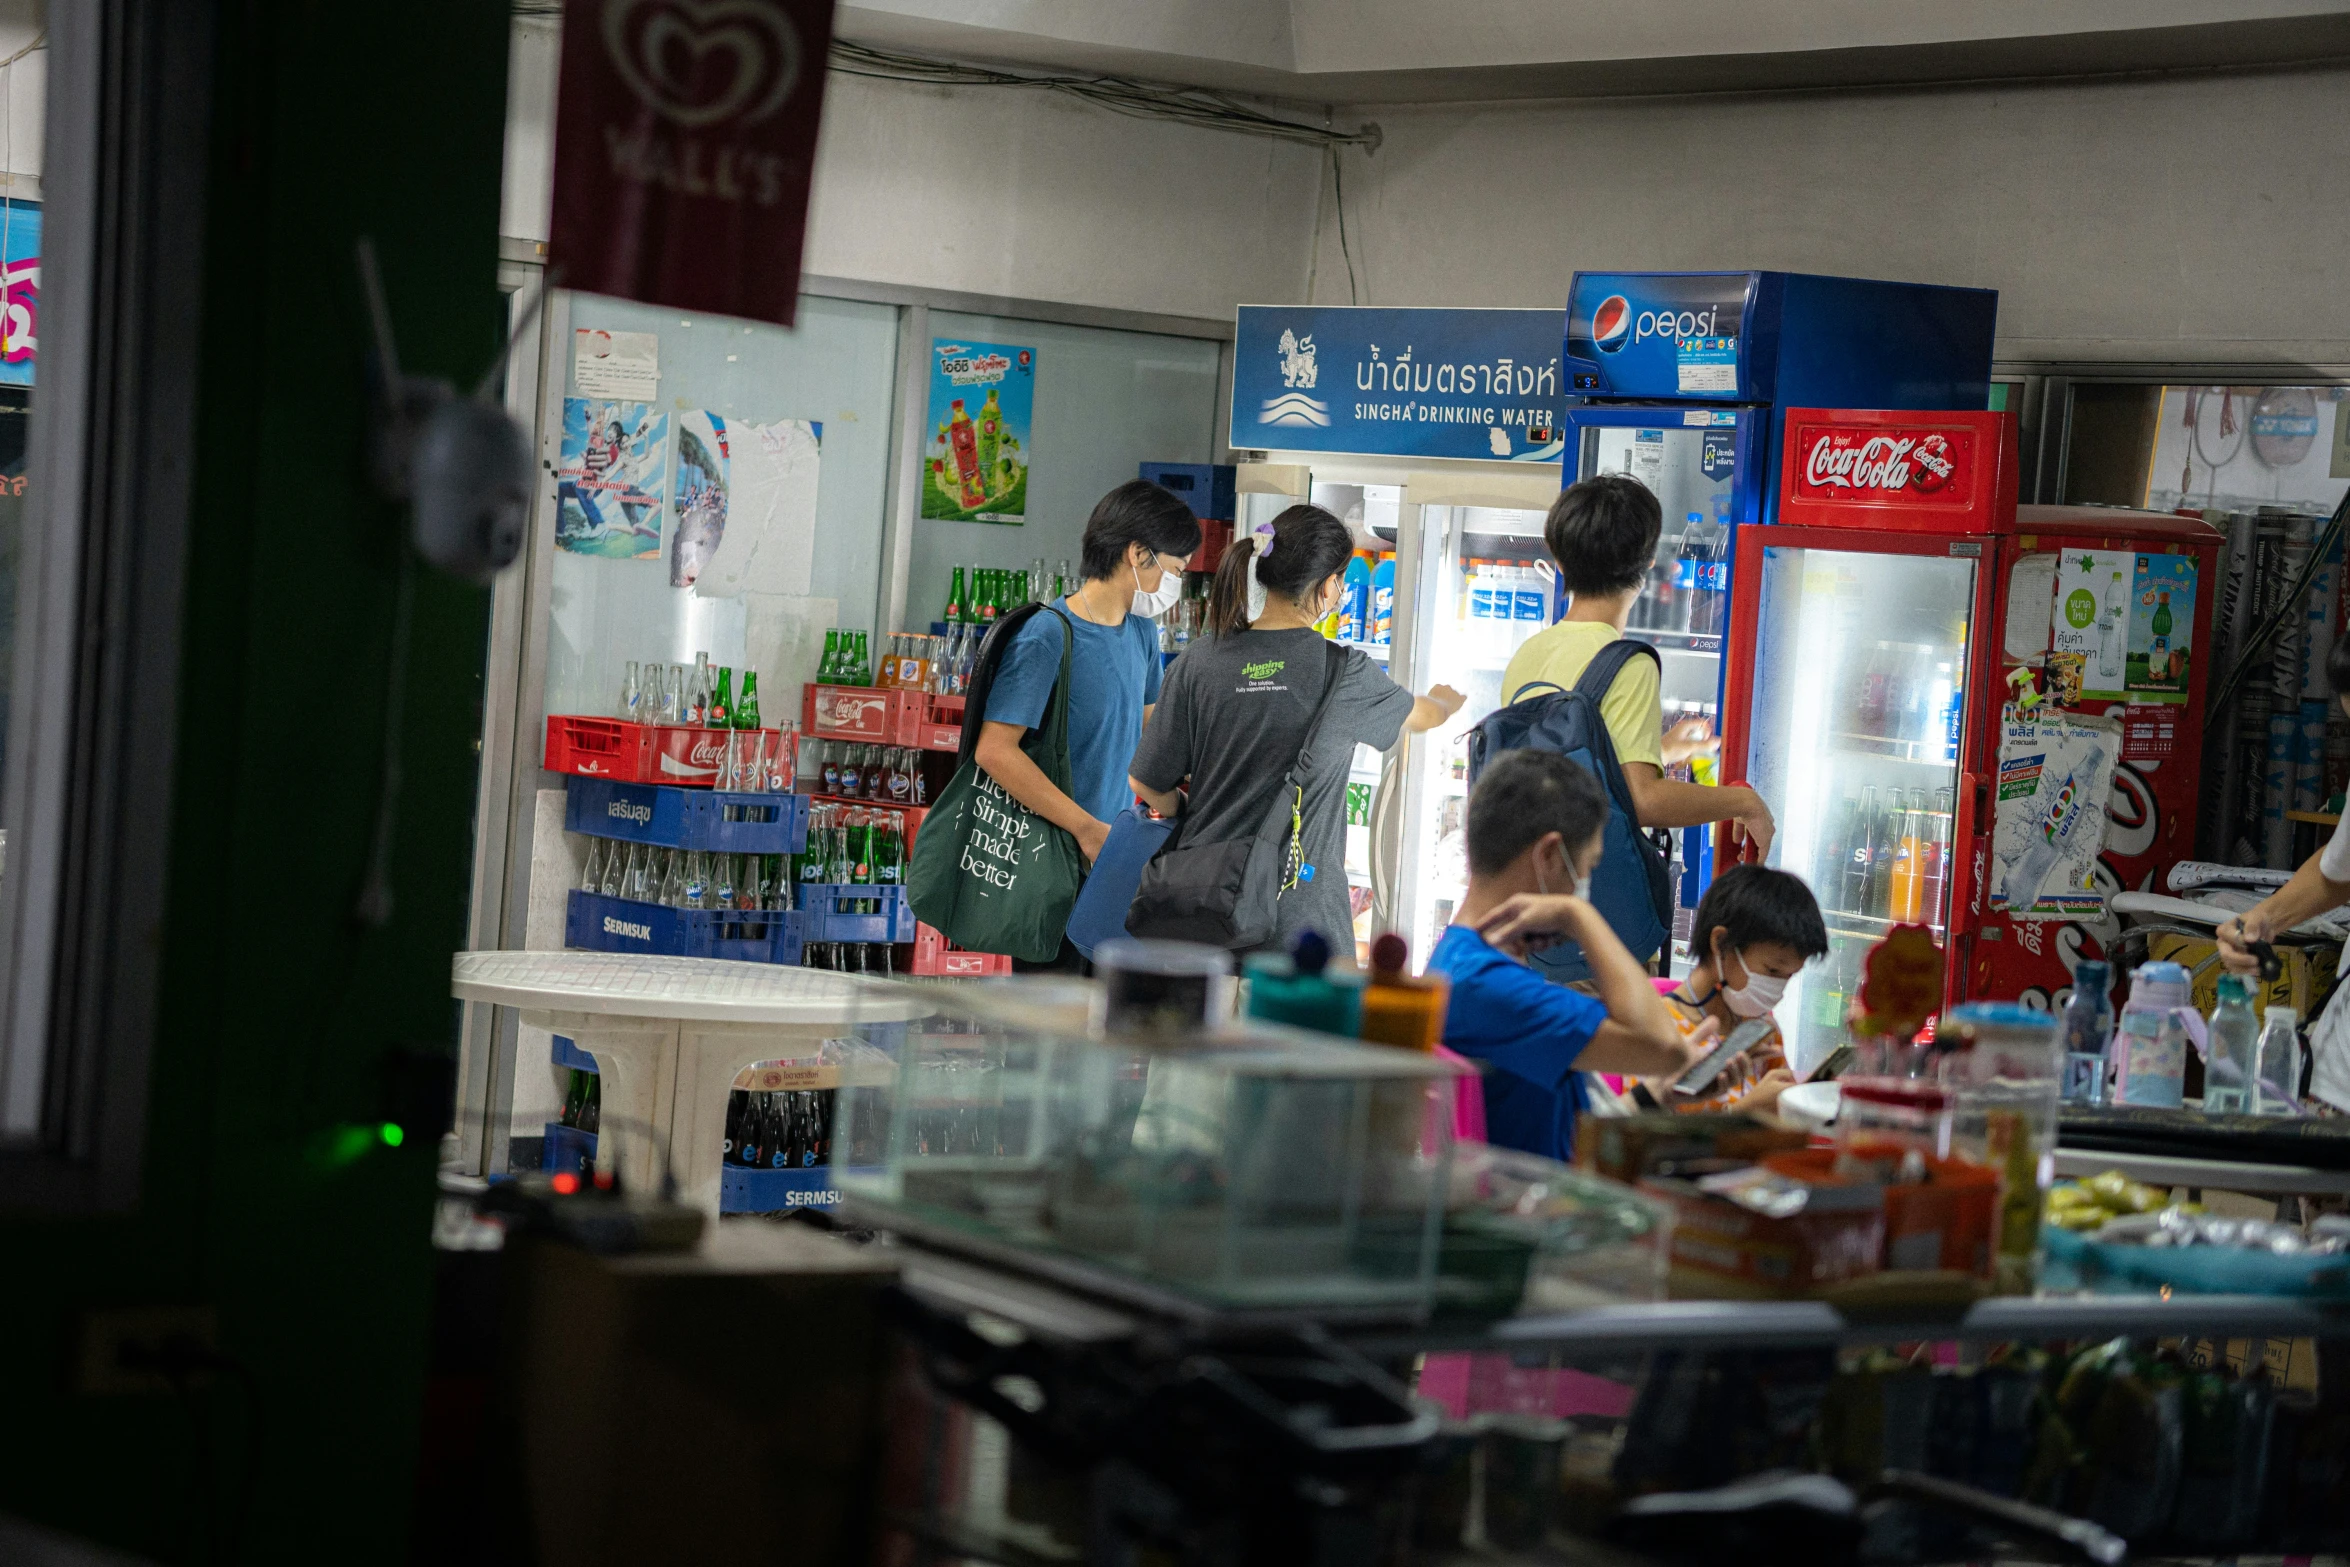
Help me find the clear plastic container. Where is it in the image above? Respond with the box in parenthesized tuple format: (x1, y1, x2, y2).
(834, 982, 1466, 1315)
(1937, 1001, 2064, 1293)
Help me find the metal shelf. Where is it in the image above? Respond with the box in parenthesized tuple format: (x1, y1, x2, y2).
(1360, 1293, 2350, 1357)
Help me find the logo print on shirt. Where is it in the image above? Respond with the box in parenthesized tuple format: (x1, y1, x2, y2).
(1241, 659, 1286, 682)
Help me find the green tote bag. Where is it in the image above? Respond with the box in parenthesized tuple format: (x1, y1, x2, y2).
(906, 608, 1087, 962)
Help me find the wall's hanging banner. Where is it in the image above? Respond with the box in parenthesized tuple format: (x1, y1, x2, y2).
(1230, 306, 1564, 463)
(921, 339, 1033, 523)
(0, 199, 39, 387)
(547, 0, 836, 328)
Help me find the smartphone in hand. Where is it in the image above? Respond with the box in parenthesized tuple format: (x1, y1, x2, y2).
(1672, 1016, 1777, 1097)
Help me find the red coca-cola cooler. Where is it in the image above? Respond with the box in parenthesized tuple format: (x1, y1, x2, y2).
(1720, 408, 2224, 1075)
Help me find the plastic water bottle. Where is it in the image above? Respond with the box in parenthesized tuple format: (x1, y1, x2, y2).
(2057, 959, 2113, 1104)
(2202, 974, 2259, 1115)
(2255, 1005, 2304, 1114)
(2112, 960, 2193, 1108)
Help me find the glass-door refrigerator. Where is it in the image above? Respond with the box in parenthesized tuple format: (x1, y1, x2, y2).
(1561, 272, 2000, 932)
(1381, 470, 1574, 968)
(1723, 410, 2019, 1077)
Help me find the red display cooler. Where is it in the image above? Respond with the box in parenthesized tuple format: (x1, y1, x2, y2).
(1720, 408, 2224, 1075)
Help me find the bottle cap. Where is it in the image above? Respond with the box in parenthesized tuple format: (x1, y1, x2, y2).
(2266, 1005, 2299, 1023)
(1370, 932, 1408, 978)
(1291, 930, 1331, 977)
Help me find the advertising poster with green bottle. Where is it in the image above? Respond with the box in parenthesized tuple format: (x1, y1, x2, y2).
(2049, 548, 2132, 701)
(922, 338, 1034, 524)
(2126, 552, 2196, 701)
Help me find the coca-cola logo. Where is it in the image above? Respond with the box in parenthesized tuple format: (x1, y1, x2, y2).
(1797, 426, 1970, 501)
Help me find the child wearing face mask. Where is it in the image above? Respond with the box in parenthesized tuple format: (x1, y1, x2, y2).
(1646, 863, 1829, 1115)
(1426, 750, 1716, 1163)
(1129, 502, 1463, 954)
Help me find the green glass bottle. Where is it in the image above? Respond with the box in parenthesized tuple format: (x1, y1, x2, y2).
(707, 666, 734, 729)
(946, 565, 968, 624)
(850, 812, 875, 885)
(734, 670, 760, 730)
(819, 629, 840, 684)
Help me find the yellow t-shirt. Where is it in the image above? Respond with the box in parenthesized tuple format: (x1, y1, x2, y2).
(1499, 623, 1664, 772)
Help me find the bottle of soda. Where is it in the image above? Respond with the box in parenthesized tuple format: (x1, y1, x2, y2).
(829, 812, 855, 885)
(799, 809, 829, 893)
(711, 852, 737, 910)
(839, 745, 863, 800)
(562, 1068, 589, 1128)
(724, 1090, 750, 1165)
(874, 815, 902, 885)
(978, 570, 999, 623)
(851, 811, 875, 885)
(707, 666, 734, 729)
(735, 670, 760, 730)
(946, 566, 968, 624)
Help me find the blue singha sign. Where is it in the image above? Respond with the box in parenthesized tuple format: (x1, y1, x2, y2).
(1230, 305, 1566, 462)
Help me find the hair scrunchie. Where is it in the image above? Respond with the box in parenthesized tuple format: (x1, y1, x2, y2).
(1245, 518, 1278, 623)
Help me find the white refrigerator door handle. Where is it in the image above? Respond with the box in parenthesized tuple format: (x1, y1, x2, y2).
(1370, 737, 1407, 935)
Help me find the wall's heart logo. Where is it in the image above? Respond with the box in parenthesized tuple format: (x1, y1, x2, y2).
(602, 0, 800, 129)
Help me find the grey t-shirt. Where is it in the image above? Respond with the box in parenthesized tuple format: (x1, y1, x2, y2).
(1132, 628, 1415, 951)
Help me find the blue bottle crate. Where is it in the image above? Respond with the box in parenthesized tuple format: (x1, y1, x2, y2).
(719, 1163, 856, 1214)
(565, 776, 810, 856)
(567, 889, 804, 965)
(551, 1034, 597, 1074)
(798, 883, 917, 944)
(543, 1122, 598, 1176)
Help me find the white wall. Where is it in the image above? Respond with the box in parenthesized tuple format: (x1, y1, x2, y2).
(1309, 66, 2350, 366)
(502, 15, 1322, 320)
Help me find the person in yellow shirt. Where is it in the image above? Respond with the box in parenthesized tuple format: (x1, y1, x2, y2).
(1503, 475, 1774, 858)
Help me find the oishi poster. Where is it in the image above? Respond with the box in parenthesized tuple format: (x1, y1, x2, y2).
(556, 397, 668, 559)
(921, 339, 1033, 524)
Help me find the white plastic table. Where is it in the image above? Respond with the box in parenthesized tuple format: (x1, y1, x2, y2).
(453, 951, 933, 1217)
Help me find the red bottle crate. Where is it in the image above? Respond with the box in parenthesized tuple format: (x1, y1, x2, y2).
(803, 684, 922, 745)
(544, 715, 765, 787)
(545, 715, 655, 780)
(803, 684, 968, 753)
(810, 795, 929, 854)
(916, 692, 965, 753)
(908, 921, 1012, 977)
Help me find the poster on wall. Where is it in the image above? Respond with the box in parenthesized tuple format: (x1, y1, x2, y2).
(921, 339, 1033, 524)
(556, 397, 667, 559)
(2046, 548, 2132, 702)
(1992, 707, 2121, 919)
(2126, 552, 2197, 702)
(575, 329, 659, 400)
(0, 200, 39, 388)
(676, 411, 823, 597)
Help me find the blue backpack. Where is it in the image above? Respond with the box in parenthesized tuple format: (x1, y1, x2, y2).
(1464, 638, 1673, 982)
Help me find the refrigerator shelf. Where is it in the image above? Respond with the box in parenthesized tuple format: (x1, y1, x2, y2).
(1337, 637, 1391, 661)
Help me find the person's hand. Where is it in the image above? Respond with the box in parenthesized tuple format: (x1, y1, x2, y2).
(1427, 684, 1468, 720)
(1473, 891, 1594, 956)
(1662, 715, 1719, 766)
(1730, 789, 1776, 863)
(2217, 908, 2272, 975)
(1669, 1014, 1720, 1078)
(1075, 816, 1112, 867)
(1735, 1068, 1798, 1115)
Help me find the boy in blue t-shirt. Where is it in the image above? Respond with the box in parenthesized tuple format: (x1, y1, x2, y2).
(1428, 749, 1716, 1161)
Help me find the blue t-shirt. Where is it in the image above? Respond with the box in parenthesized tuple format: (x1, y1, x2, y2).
(1427, 923, 1603, 1162)
(983, 604, 1164, 825)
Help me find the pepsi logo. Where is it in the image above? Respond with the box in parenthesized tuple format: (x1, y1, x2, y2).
(1591, 294, 1632, 353)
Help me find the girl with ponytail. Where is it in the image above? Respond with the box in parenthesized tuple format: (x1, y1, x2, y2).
(1128, 503, 1464, 954)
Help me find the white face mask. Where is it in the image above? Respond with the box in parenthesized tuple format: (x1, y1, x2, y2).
(1716, 943, 1789, 1018)
(1130, 554, 1181, 619)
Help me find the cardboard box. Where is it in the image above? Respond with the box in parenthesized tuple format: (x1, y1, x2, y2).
(1577, 1111, 1810, 1186)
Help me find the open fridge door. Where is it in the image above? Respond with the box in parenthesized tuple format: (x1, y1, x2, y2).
(1383, 470, 1566, 967)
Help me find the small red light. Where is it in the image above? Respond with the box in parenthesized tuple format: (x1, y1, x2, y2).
(591, 1168, 617, 1191)
(550, 1172, 580, 1195)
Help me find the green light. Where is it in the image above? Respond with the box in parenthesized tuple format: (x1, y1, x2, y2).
(379, 1122, 405, 1148)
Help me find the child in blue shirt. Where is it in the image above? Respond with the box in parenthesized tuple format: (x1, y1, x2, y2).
(1428, 749, 1715, 1161)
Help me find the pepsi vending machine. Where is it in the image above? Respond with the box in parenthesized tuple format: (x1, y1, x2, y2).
(1559, 271, 1998, 920)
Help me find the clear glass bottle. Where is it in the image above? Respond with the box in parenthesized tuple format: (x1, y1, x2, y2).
(656, 847, 685, 906)
(2203, 973, 2259, 1115)
(580, 837, 606, 894)
(602, 839, 630, 899)
(619, 660, 643, 723)
(682, 850, 711, 910)
(2255, 1005, 2303, 1115)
